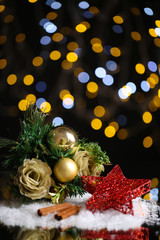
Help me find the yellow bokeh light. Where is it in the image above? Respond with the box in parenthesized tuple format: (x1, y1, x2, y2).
(89, 6, 99, 14)
(148, 100, 158, 112)
(155, 20, 160, 27)
(150, 73, 159, 84)
(113, 15, 124, 24)
(7, 74, 17, 85)
(40, 102, 51, 113)
(91, 118, 102, 130)
(94, 105, 105, 117)
(92, 43, 103, 53)
(81, 21, 90, 29)
(52, 33, 63, 42)
(109, 121, 119, 132)
(0, 58, 7, 69)
(142, 111, 152, 124)
(15, 33, 26, 43)
(154, 38, 160, 47)
(90, 37, 102, 45)
(87, 82, 98, 93)
(110, 47, 121, 57)
(67, 42, 79, 51)
(26, 94, 36, 104)
(135, 63, 145, 74)
(131, 31, 141, 41)
(158, 89, 160, 98)
(143, 136, 153, 148)
(28, 0, 38, 2)
(18, 99, 29, 111)
(32, 56, 43, 67)
(130, 7, 141, 16)
(149, 28, 157, 37)
(63, 93, 74, 101)
(50, 50, 61, 60)
(66, 52, 78, 62)
(61, 59, 73, 70)
(104, 126, 116, 138)
(147, 77, 156, 89)
(151, 178, 159, 188)
(75, 23, 87, 33)
(4, 15, 14, 23)
(46, 12, 57, 20)
(0, 35, 7, 44)
(59, 89, 70, 100)
(153, 95, 160, 107)
(143, 193, 151, 200)
(74, 67, 84, 77)
(0, 5, 5, 12)
(23, 74, 34, 86)
(117, 128, 128, 140)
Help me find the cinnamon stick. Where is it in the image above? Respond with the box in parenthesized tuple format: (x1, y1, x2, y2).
(37, 202, 72, 216)
(55, 205, 81, 221)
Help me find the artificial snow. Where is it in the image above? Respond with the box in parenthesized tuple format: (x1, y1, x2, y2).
(0, 193, 159, 230)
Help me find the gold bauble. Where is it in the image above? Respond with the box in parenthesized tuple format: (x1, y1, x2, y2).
(53, 158, 78, 182)
(47, 125, 78, 149)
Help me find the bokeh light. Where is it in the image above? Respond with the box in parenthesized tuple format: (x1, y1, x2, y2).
(95, 67, 106, 78)
(104, 126, 116, 138)
(40, 101, 51, 113)
(23, 75, 34, 86)
(143, 136, 153, 148)
(87, 82, 98, 93)
(18, 100, 29, 111)
(32, 56, 43, 66)
(135, 63, 145, 74)
(66, 52, 78, 62)
(102, 74, 114, 86)
(36, 81, 47, 92)
(7, 74, 17, 85)
(52, 117, 64, 126)
(142, 111, 152, 124)
(144, 7, 153, 16)
(78, 72, 90, 83)
(94, 105, 105, 117)
(50, 50, 61, 60)
(91, 118, 102, 130)
(26, 94, 36, 104)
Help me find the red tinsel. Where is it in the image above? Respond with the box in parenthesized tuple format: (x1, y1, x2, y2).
(81, 227, 149, 240)
(81, 164, 151, 215)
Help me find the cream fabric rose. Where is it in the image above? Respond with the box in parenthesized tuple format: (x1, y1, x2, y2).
(73, 148, 104, 176)
(16, 229, 51, 240)
(15, 158, 52, 200)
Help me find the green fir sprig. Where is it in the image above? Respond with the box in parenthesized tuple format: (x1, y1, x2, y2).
(79, 139, 110, 165)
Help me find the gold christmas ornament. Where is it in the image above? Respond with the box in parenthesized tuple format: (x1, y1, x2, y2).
(53, 158, 78, 182)
(47, 125, 79, 149)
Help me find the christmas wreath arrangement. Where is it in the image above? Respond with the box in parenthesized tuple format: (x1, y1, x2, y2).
(0, 105, 111, 203)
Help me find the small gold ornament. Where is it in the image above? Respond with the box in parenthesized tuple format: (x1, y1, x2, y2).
(47, 125, 79, 149)
(53, 158, 78, 182)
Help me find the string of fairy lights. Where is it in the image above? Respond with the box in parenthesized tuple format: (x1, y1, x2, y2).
(0, 0, 160, 152)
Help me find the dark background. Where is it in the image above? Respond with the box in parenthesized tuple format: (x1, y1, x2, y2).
(0, 0, 160, 179)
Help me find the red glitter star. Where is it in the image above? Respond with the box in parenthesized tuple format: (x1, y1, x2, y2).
(81, 165, 151, 215)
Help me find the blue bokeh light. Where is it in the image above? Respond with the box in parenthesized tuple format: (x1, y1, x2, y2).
(36, 98, 46, 108)
(140, 80, 150, 92)
(148, 61, 157, 72)
(40, 36, 51, 45)
(106, 60, 117, 71)
(78, 72, 90, 83)
(36, 81, 47, 93)
(95, 67, 106, 78)
(102, 74, 114, 86)
(126, 82, 136, 94)
(144, 7, 153, 16)
(83, 11, 94, 18)
(112, 25, 123, 34)
(52, 117, 64, 126)
(51, 1, 62, 9)
(44, 22, 57, 33)
(78, 1, 89, 9)
(116, 114, 127, 126)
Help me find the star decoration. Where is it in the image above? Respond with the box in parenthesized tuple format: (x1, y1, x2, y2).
(81, 165, 151, 215)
